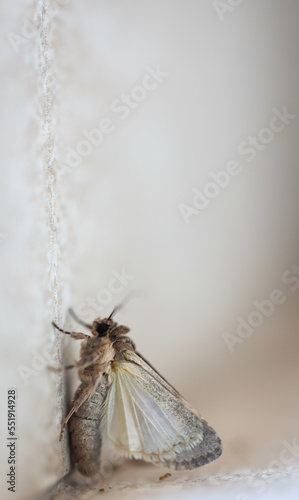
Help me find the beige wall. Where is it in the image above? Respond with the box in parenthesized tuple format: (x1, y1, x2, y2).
(1, 1, 299, 499)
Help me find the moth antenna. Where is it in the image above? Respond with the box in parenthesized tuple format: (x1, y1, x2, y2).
(107, 289, 145, 320)
(107, 305, 120, 320)
(68, 308, 93, 329)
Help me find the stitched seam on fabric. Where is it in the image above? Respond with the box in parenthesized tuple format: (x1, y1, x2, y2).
(37, 0, 69, 478)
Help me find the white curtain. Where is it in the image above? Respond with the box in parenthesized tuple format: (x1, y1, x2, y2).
(1, 1, 299, 499)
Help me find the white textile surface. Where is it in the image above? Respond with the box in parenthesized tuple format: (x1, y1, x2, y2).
(1, 1, 299, 499)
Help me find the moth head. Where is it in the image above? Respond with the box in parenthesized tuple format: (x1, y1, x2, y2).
(91, 317, 117, 337)
(91, 301, 133, 338)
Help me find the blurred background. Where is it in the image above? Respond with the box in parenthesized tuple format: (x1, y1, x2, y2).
(0, 1, 299, 499)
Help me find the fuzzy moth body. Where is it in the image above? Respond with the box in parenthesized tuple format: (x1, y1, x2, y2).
(53, 310, 222, 477)
(69, 378, 107, 477)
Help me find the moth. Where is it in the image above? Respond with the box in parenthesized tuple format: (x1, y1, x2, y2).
(52, 307, 222, 477)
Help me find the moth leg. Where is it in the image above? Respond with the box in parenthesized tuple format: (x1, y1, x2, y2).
(65, 351, 101, 371)
(68, 307, 92, 329)
(48, 354, 100, 373)
(52, 321, 90, 340)
(59, 378, 99, 441)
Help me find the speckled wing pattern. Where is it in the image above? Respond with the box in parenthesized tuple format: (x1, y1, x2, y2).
(102, 350, 222, 470)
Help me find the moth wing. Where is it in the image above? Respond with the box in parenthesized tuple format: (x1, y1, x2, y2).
(102, 350, 222, 470)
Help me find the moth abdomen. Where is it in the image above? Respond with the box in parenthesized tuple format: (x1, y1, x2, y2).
(69, 416, 102, 476)
(69, 378, 110, 477)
